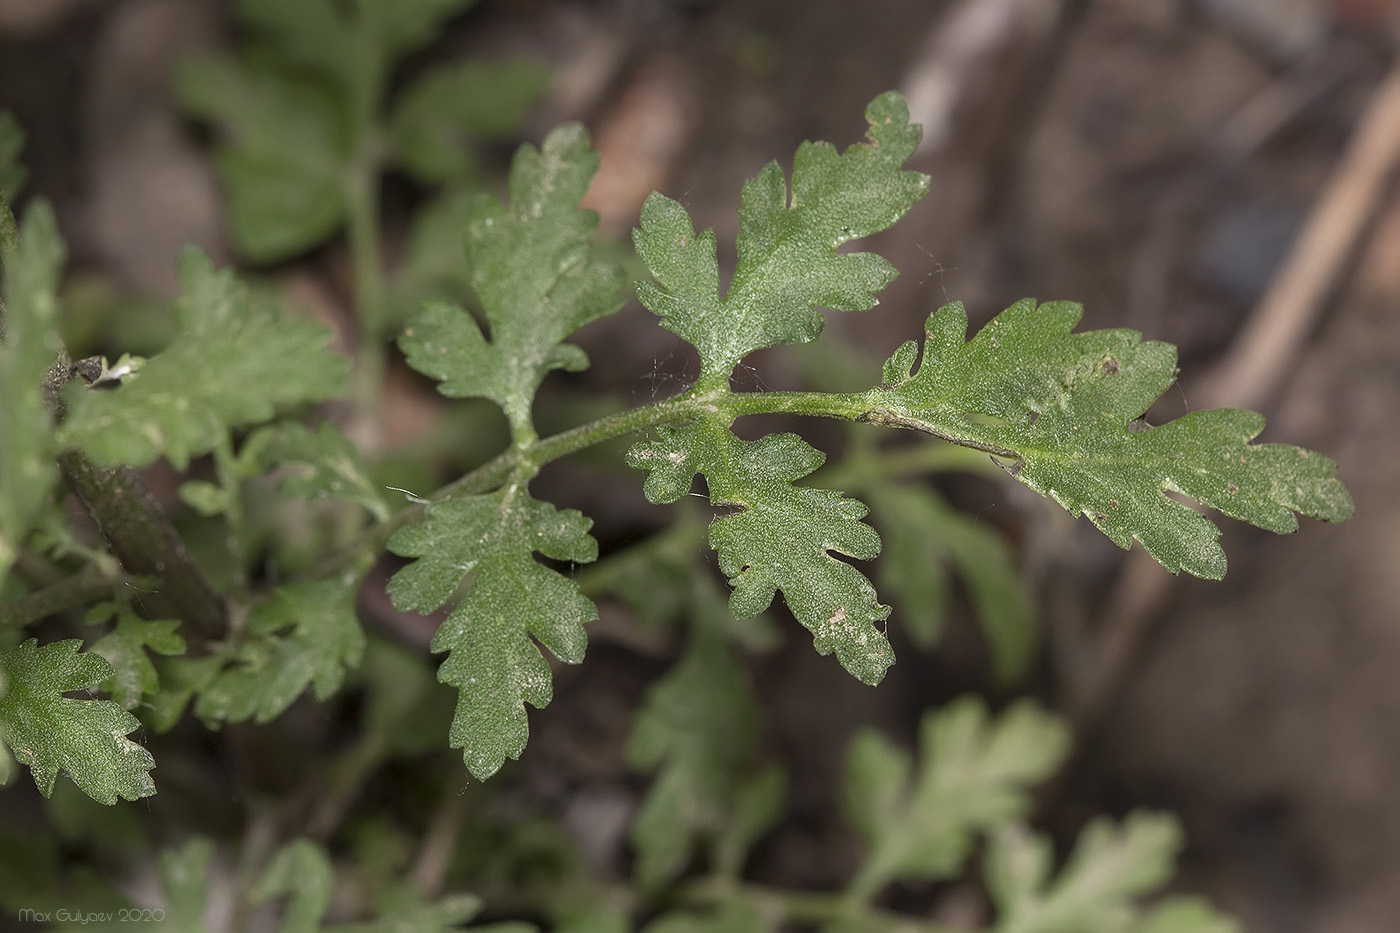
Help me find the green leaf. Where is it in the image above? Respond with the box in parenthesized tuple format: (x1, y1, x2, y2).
(57, 248, 348, 470)
(196, 569, 367, 725)
(387, 489, 598, 780)
(87, 604, 186, 709)
(176, 55, 349, 262)
(158, 837, 216, 931)
(867, 300, 1354, 578)
(390, 58, 550, 184)
(0, 638, 156, 804)
(399, 124, 625, 433)
(629, 421, 892, 684)
(843, 696, 1069, 900)
(627, 603, 774, 886)
(0, 201, 64, 585)
(633, 91, 929, 388)
(869, 485, 1035, 682)
(251, 838, 334, 933)
(254, 420, 389, 522)
(987, 812, 1204, 933)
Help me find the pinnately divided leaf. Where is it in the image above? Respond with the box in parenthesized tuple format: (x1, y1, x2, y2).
(633, 91, 929, 388)
(57, 248, 348, 470)
(387, 490, 598, 780)
(986, 812, 1237, 933)
(842, 696, 1070, 900)
(399, 123, 625, 434)
(865, 300, 1354, 578)
(0, 638, 156, 804)
(628, 421, 892, 684)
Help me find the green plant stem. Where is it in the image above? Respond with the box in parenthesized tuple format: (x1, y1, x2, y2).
(310, 386, 1012, 580)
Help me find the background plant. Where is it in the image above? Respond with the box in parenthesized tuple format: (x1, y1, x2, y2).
(0, 4, 1355, 930)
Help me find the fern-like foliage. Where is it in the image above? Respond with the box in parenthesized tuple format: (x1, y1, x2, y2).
(398, 124, 626, 434)
(863, 300, 1353, 578)
(634, 92, 930, 388)
(838, 700, 1239, 932)
(0, 639, 156, 803)
(383, 90, 1351, 777)
(842, 696, 1069, 900)
(387, 124, 624, 779)
(629, 421, 893, 684)
(388, 491, 597, 779)
(986, 814, 1238, 933)
(626, 92, 929, 684)
(624, 91, 1349, 697)
(195, 570, 368, 726)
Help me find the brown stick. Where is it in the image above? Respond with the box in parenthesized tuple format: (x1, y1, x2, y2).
(1199, 61, 1400, 412)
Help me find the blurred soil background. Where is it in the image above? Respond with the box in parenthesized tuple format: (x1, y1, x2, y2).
(3, 0, 1399, 930)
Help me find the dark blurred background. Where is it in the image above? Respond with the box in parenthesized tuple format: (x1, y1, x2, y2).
(3, 1, 1398, 930)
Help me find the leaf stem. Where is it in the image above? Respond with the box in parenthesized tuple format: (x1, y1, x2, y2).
(309, 387, 1017, 580)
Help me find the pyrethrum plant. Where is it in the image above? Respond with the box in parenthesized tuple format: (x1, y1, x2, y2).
(0, 72, 1350, 931)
